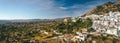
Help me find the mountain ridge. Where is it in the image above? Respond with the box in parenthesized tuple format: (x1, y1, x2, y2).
(82, 0, 120, 16)
(0, 17, 72, 24)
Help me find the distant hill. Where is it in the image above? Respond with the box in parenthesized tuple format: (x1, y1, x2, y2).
(82, 0, 120, 16)
(0, 20, 11, 24)
(0, 17, 70, 24)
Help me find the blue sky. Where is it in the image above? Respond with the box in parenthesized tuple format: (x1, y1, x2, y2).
(0, 0, 116, 19)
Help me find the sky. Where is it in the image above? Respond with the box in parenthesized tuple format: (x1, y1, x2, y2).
(0, 0, 116, 20)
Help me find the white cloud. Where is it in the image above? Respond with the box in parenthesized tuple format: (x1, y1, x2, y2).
(59, 7, 69, 10)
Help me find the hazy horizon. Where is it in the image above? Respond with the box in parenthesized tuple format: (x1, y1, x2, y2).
(0, 0, 116, 20)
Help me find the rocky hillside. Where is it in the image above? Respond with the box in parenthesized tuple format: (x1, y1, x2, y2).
(83, 0, 120, 16)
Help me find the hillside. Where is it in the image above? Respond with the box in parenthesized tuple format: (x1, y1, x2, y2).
(82, 0, 120, 16)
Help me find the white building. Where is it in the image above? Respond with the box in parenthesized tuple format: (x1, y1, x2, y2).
(106, 29, 118, 36)
(91, 12, 120, 37)
(72, 18, 76, 22)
